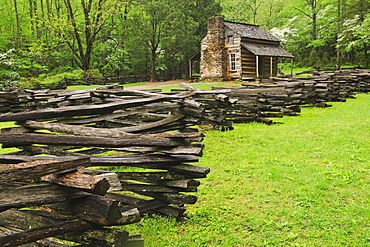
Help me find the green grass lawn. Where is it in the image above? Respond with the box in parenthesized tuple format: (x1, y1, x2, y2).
(1, 82, 368, 246)
(123, 93, 370, 246)
(66, 82, 146, 90)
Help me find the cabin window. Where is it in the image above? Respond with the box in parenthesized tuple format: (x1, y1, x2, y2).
(227, 36, 234, 44)
(230, 53, 236, 71)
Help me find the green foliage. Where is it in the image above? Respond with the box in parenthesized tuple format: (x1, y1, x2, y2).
(337, 13, 370, 65)
(123, 93, 370, 246)
(123, 0, 202, 80)
(309, 49, 319, 66)
(93, 39, 133, 77)
(0, 49, 21, 91)
(38, 69, 84, 85)
(0, 0, 369, 82)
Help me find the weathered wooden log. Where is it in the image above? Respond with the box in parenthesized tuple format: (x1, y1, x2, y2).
(22, 120, 137, 138)
(0, 157, 90, 182)
(160, 179, 200, 188)
(78, 168, 122, 192)
(139, 192, 198, 205)
(0, 210, 80, 233)
(0, 133, 193, 148)
(0, 226, 72, 247)
(56, 102, 180, 124)
(13, 145, 88, 157)
(21, 120, 203, 145)
(96, 153, 198, 165)
(0, 154, 208, 177)
(1, 127, 31, 135)
(0, 184, 89, 212)
(180, 82, 201, 91)
(0, 96, 166, 122)
(44, 195, 125, 225)
(118, 199, 168, 213)
(147, 131, 204, 139)
(117, 172, 200, 188)
(110, 145, 203, 155)
(0, 209, 138, 246)
(178, 106, 204, 118)
(126, 233, 145, 247)
(0, 219, 93, 247)
(115, 114, 186, 133)
(0, 154, 198, 165)
(116, 171, 193, 183)
(119, 181, 197, 193)
(58, 228, 130, 247)
(105, 193, 185, 218)
(42, 170, 110, 196)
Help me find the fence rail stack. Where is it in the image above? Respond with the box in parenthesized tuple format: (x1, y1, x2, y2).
(170, 70, 370, 125)
(0, 86, 210, 246)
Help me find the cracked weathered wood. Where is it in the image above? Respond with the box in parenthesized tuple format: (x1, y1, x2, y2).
(0, 133, 192, 148)
(0, 184, 89, 212)
(115, 114, 186, 133)
(108, 145, 203, 155)
(117, 173, 200, 189)
(57, 228, 130, 246)
(104, 193, 185, 218)
(0, 157, 90, 182)
(0, 219, 93, 247)
(42, 170, 110, 196)
(0, 96, 165, 122)
(116, 171, 192, 183)
(138, 191, 198, 205)
(44, 195, 123, 226)
(0, 154, 208, 177)
(119, 181, 196, 193)
(20, 120, 202, 150)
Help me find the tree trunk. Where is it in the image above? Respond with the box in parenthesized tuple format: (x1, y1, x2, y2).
(150, 44, 158, 82)
(364, 42, 368, 68)
(28, 0, 34, 35)
(336, 0, 342, 66)
(13, 0, 22, 48)
(312, 12, 317, 40)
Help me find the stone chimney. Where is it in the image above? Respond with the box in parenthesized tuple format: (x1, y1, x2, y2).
(200, 16, 229, 81)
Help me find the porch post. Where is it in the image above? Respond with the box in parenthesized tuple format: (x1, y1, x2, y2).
(270, 57, 273, 77)
(188, 59, 192, 78)
(256, 56, 259, 78)
(290, 58, 294, 77)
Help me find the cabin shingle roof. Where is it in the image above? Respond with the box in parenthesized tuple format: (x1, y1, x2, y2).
(224, 21, 281, 42)
(241, 42, 294, 58)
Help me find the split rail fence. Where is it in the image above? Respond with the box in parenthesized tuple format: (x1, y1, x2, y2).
(171, 69, 370, 125)
(45, 73, 183, 90)
(0, 69, 369, 246)
(0, 86, 210, 246)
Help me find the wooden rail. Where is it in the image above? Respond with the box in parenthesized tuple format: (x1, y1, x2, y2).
(42, 73, 184, 90)
(170, 69, 370, 125)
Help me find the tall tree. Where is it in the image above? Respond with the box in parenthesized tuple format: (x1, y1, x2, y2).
(47, 0, 121, 75)
(125, 0, 197, 82)
(13, 0, 23, 48)
(294, 0, 325, 41)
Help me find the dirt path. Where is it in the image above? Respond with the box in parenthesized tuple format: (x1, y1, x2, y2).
(124, 79, 247, 90)
(124, 79, 192, 90)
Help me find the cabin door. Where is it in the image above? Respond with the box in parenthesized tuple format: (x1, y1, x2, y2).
(256, 56, 265, 78)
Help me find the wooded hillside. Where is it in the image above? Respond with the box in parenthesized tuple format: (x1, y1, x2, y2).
(0, 0, 369, 86)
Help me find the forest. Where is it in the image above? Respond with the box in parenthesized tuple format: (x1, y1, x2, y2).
(0, 0, 369, 88)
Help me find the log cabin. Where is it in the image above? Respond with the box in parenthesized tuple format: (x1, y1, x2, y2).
(189, 16, 294, 81)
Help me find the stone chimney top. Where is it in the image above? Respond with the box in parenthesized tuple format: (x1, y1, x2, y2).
(208, 16, 225, 31)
